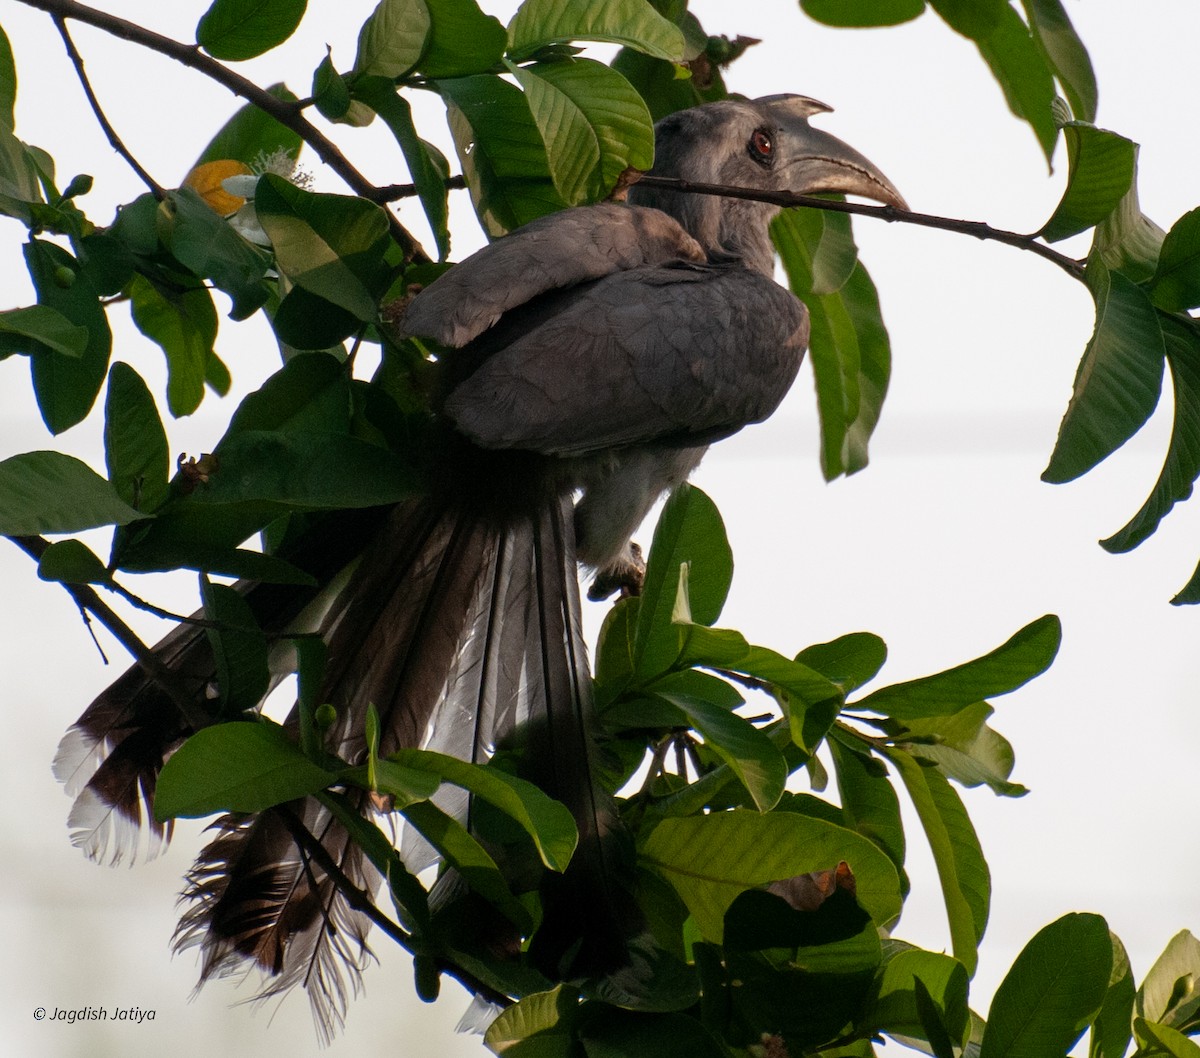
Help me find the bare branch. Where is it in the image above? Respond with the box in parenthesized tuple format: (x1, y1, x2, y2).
(636, 174, 1087, 281)
(17, 0, 431, 261)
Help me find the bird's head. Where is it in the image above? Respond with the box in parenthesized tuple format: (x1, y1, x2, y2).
(629, 95, 906, 275)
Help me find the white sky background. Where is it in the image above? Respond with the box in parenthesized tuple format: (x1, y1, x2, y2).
(1, 1, 1198, 1055)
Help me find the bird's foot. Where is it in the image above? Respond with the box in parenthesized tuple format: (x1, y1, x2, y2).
(588, 542, 645, 600)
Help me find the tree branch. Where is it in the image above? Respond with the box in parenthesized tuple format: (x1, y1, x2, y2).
(635, 174, 1087, 281)
(17, 0, 430, 261)
(52, 14, 165, 199)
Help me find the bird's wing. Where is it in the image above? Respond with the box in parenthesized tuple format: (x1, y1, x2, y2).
(400, 202, 706, 348)
(442, 262, 810, 456)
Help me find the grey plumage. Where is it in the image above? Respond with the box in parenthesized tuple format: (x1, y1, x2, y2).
(54, 94, 904, 1033)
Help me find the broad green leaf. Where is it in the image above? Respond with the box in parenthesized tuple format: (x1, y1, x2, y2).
(104, 361, 169, 513)
(1137, 930, 1200, 1030)
(0, 23, 14, 127)
(796, 631, 887, 694)
(634, 483, 732, 679)
(221, 349, 350, 438)
(886, 750, 988, 975)
(1090, 933, 1135, 1058)
(1134, 1019, 1200, 1058)
(385, 748, 577, 870)
(639, 809, 903, 941)
(37, 538, 111, 585)
(1039, 123, 1135, 243)
(161, 189, 271, 321)
(800, 0, 926, 28)
(510, 58, 654, 205)
(1150, 207, 1200, 312)
(270, 286, 361, 349)
(200, 576, 270, 714)
(401, 799, 528, 927)
(24, 239, 111, 434)
(579, 1008, 728, 1058)
(418, 0, 507, 78)
(352, 0, 430, 78)
(255, 174, 391, 320)
(856, 614, 1060, 720)
(656, 690, 787, 811)
(195, 83, 303, 167)
(155, 721, 338, 818)
(1042, 257, 1165, 483)
(0, 451, 141, 534)
(870, 945, 970, 1048)
(1093, 151, 1167, 283)
(610, 35, 731, 124)
(184, 430, 421, 509)
(980, 913, 1112, 1058)
(773, 204, 859, 297)
(897, 701, 1026, 796)
(0, 120, 42, 223)
(438, 73, 565, 236)
(508, 0, 686, 62)
(128, 274, 218, 417)
(352, 77, 450, 260)
(0, 304, 87, 358)
(485, 985, 578, 1056)
(928, 0, 1005, 42)
(196, 0, 307, 61)
(829, 736, 906, 886)
(1021, 0, 1097, 121)
(311, 49, 351, 121)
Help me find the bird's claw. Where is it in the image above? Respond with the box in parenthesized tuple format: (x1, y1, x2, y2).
(587, 542, 645, 601)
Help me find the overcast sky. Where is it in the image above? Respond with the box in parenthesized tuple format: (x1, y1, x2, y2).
(2, 2, 1198, 1056)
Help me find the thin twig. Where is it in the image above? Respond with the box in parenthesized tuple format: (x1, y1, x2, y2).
(7, 534, 210, 729)
(636, 174, 1087, 281)
(52, 14, 164, 198)
(17, 0, 429, 260)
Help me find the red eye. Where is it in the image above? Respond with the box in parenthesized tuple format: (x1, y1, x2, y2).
(748, 128, 773, 162)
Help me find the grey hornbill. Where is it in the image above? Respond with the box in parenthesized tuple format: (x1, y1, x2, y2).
(54, 95, 904, 1029)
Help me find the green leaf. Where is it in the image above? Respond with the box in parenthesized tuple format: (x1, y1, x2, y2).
(1042, 257, 1165, 483)
(639, 809, 903, 941)
(161, 188, 272, 322)
(980, 913, 1112, 1058)
(579, 1008, 728, 1058)
(856, 614, 1060, 720)
(0, 304, 87, 358)
(897, 701, 1027, 796)
(656, 690, 787, 811)
(1093, 151, 1166, 283)
(800, 0, 926, 28)
(155, 721, 338, 818)
(634, 483, 732, 679)
(385, 748, 577, 870)
(510, 58, 654, 205)
(828, 736, 906, 886)
(870, 946, 970, 1048)
(438, 73, 565, 236)
(1150, 207, 1200, 311)
(37, 538, 111, 585)
(1021, 0, 1097, 122)
(1134, 1019, 1200, 1058)
(254, 173, 391, 320)
(508, 0, 686, 62)
(773, 211, 891, 480)
(311, 48, 351, 121)
(1090, 933, 1135, 1058)
(24, 239, 111, 434)
(200, 576, 270, 714)
(885, 750, 988, 975)
(1137, 930, 1200, 1030)
(104, 362, 169, 513)
(485, 985, 578, 1056)
(1039, 123, 1135, 243)
(796, 631, 887, 694)
(195, 83, 303, 168)
(0, 119, 43, 224)
(401, 799, 528, 926)
(352, 77, 450, 259)
(352, 0, 430, 78)
(0, 23, 15, 128)
(128, 275, 218, 417)
(418, 0, 507, 77)
(0, 451, 142, 534)
(197, 0, 306, 60)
